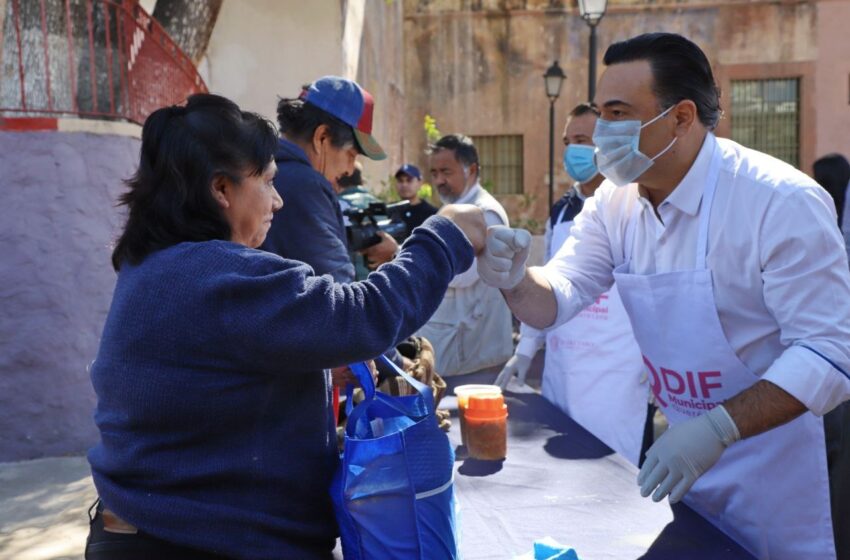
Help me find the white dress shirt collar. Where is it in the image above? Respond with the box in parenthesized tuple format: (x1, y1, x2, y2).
(639, 133, 716, 217)
(572, 182, 587, 202)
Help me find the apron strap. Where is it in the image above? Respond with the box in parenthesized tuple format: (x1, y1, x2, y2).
(695, 139, 722, 270)
(621, 195, 641, 267)
(555, 202, 569, 225)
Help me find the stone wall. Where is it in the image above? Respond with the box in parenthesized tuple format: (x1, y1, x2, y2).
(401, 0, 848, 226)
(0, 130, 138, 461)
(355, 0, 407, 189)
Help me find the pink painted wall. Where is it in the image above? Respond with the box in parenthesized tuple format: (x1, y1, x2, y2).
(0, 130, 139, 461)
(814, 0, 850, 167)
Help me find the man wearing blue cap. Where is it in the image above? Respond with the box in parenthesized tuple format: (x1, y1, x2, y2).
(395, 164, 437, 232)
(261, 75, 386, 282)
(262, 76, 414, 389)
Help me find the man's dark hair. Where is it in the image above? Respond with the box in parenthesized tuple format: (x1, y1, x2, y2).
(813, 153, 850, 227)
(570, 102, 600, 118)
(428, 134, 480, 173)
(111, 93, 277, 270)
(276, 97, 356, 149)
(603, 33, 722, 130)
(337, 166, 363, 188)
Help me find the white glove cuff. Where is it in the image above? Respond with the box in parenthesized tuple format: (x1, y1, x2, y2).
(515, 335, 542, 358)
(706, 404, 741, 446)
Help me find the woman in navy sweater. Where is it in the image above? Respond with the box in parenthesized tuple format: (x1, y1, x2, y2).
(84, 94, 484, 559)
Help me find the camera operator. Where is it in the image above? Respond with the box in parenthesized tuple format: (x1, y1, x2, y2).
(337, 162, 386, 279)
(338, 162, 376, 209)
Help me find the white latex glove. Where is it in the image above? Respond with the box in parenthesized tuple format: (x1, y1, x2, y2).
(637, 405, 741, 504)
(477, 226, 532, 290)
(494, 353, 533, 391)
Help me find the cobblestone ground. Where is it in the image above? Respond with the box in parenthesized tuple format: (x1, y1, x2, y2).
(0, 456, 95, 560)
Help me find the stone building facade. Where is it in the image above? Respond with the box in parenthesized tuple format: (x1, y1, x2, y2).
(397, 0, 850, 227)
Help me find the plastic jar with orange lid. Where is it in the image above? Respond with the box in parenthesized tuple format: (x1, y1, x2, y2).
(464, 393, 508, 461)
(453, 384, 502, 447)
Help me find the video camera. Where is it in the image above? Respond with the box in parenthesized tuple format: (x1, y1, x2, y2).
(344, 201, 410, 252)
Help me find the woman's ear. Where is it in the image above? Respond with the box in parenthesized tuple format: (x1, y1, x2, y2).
(211, 175, 231, 209)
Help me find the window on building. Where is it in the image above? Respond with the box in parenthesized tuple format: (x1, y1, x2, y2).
(730, 78, 800, 168)
(471, 134, 524, 195)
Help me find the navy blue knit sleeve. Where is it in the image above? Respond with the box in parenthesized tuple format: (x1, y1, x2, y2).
(216, 215, 473, 372)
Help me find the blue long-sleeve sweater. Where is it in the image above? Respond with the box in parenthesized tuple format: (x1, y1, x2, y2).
(88, 216, 472, 560)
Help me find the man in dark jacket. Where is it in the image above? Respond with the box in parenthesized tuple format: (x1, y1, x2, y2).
(260, 76, 387, 282)
(261, 76, 407, 382)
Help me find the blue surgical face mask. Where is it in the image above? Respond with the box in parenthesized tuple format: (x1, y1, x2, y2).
(563, 144, 598, 183)
(592, 105, 677, 187)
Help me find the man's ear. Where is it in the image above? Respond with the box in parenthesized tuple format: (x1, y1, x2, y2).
(211, 175, 230, 209)
(312, 124, 330, 153)
(674, 100, 698, 136)
(469, 162, 479, 183)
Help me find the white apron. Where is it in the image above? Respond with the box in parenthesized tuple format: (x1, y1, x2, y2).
(541, 205, 649, 465)
(612, 143, 835, 559)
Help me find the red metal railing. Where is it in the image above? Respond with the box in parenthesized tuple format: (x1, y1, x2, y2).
(1, 0, 207, 125)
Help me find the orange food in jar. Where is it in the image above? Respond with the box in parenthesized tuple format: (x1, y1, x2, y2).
(454, 385, 502, 447)
(464, 394, 508, 460)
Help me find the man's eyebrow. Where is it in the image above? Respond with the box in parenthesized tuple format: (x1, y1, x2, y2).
(601, 99, 633, 109)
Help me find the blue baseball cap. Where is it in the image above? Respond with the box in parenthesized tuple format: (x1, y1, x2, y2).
(300, 76, 387, 161)
(394, 163, 421, 180)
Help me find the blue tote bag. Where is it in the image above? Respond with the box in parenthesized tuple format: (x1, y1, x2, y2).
(331, 355, 460, 560)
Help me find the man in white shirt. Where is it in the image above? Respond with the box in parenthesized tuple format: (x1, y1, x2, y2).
(496, 103, 652, 467)
(477, 33, 850, 559)
(417, 134, 513, 377)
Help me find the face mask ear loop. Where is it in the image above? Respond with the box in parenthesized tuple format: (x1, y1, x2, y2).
(322, 138, 333, 181)
(642, 104, 678, 162)
(640, 104, 676, 130)
(651, 136, 678, 162)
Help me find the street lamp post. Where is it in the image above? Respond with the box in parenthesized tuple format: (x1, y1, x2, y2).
(544, 61, 566, 212)
(578, 0, 608, 101)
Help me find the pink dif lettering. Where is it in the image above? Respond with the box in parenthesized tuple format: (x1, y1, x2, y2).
(698, 370, 723, 398)
(643, 356, 668, 407)
(661, 367, 685, 395)
(686, 371, 698, 398)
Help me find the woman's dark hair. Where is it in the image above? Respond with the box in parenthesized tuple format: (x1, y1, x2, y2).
(428, 134, 480, 172)
(603, 33, 722, 130)
(813, 153, 850, 227)
(111, 93, 277, 270)
(276, 97, 356, 149)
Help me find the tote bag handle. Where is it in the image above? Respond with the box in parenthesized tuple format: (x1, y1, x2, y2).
(345, 355, 434, 430)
